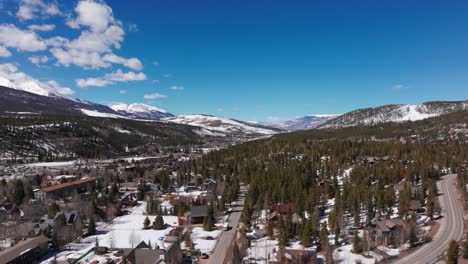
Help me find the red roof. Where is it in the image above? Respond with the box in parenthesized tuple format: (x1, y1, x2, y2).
(42, 177, 96, 192)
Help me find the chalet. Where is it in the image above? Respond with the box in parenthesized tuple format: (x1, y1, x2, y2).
(122, 240, 182, 264)
(369, 217, 406, 247)
(39, 177, 96, 200)
(270, 203, 297, 216)
(0, 235, 49, 264)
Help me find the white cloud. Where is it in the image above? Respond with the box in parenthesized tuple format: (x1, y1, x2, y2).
(162, 73, 172, 78)
(103, 53, 143, 71)
(66, 0, 114, 32)
(0, 24, 47, 52)
(0, 46, 11, 57)
(48, 1, 142, 71)
(119, 90, 127, 94)
(76, 77, 112, 88)
(143, 93, 168, 99)
(28, 24, 55, 32)
(0, 63, 74, 95)
(76, 69, 146, 87)
(28, 55, 49, 64)
(169, 85, 184, 90)
(104, 69, 146, 82)
(17, 0, 60, 20)
(50, 47, 110, 69)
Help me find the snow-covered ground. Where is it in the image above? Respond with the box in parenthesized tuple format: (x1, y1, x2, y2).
(245, 237, 278, 263)
(189, 227, 222, 254)
(40, 202, 179, 263)
(334, 244, 383, 264)
(163, 114, 278, 136)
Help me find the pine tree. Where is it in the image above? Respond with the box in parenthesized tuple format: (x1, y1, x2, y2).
(143, 216, 151, 229)
(266, 223, 273, 238)
(352, 232, 363, 254)
(48, 202, 60, 219)
(233, 242, 242, 264)
(462, 236, 468, 259)
(153, 213, 165, 230)
(13, 179, 25, 205)
(300, 219, 312, 247)
(447, 240, 459, 264)
(319, 221, 329, 250)
(88, 216, 96, 236)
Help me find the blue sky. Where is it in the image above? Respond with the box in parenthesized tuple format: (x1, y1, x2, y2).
(0, 0, 467, 122)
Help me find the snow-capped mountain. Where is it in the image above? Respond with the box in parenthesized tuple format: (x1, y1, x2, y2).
(109, 103, 174, 120)
(320, 101, 468, 129)
(0, 76, 61, 98)
(163, 114, 283, 137)
(273, 114, 340, 131)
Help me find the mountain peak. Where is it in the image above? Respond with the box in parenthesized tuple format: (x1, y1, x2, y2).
(109, 103, 173, 119)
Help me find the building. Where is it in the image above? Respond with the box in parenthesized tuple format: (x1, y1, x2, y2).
(122, 240, 182, 264)
(276, 248, 318, 264)
(186, 205, 209, 224)
(0, 235, 49, 264)
(39, 177, 96, 200)
(369, 217, 406, 247)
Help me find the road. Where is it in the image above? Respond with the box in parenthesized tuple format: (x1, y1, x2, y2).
(394, 174, 464, 264)
(208, 185, 247, 264)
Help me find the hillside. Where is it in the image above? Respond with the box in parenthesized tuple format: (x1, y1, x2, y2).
(320, 101, 468, 129)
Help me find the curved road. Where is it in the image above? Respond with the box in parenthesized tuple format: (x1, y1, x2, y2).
(394, 174, 464, 264)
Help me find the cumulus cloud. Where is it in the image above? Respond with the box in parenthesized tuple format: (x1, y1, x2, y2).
(76, 77, 112, 88)
(28, 24, 56, 32)
(119, 90, 127, 94)
(169, 85, 184, 90)
(143, 93, 168, 99)
(0, 24, 47, 52)
(0, 46, 12, 57)
(76, 69, 146, 87)
(28, 55, 49, 64)
(17, 0, 60, 20)
(47, 0, 142, 70)
(103, 53, 143, 71)
(0, 63, 74, 95)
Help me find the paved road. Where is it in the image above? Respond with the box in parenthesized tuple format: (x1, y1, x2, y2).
(394, 174, 464, 264)
(208, 185, 247, 264)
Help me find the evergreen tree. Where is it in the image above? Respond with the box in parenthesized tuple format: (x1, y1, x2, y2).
(13, 179, 25, 205)
(48, 202, 60, 219)
(266, 223, 273, 238)
(447, 240, 459, 264)
(462, 236, 468, 259)
(87, 217, 96, 236)
(319, 221, 329, 250)
(352, 232, 363, 254)
(300, 219, 312, 247)
(143, 216, 151, 229)
(233, 242, 242, 264)
(153, 213, 165, 230)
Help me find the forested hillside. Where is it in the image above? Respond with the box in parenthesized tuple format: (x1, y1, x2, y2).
(0, 115, 202, 162)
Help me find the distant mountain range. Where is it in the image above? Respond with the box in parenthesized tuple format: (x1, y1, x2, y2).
(0, 76, 467, 136)
(273, 115, 340, 131)
(319, 101, 468, 129)
(163, 114, 283, 137)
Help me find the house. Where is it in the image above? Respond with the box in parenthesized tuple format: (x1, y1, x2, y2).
(270, 203, 296, 216)
(52, 210, 84, 247)
(186, 205, 209, 224)
(40, 177, 96, 200)
(122, 240, 182, 264)
(370, 217, 406, 247)
(0, 235, 49, 264)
